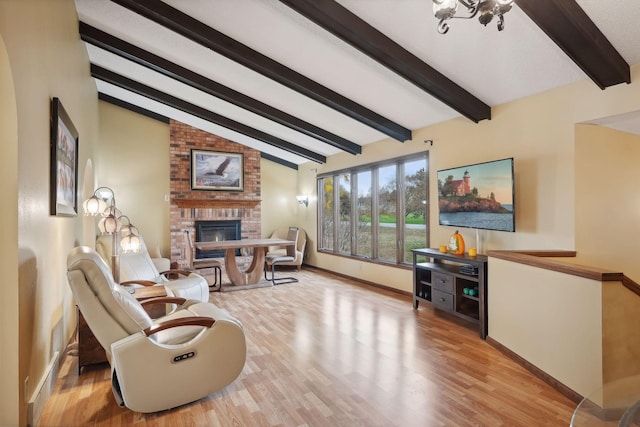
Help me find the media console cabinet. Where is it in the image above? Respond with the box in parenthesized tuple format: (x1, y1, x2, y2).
(412, 248, 488, 339)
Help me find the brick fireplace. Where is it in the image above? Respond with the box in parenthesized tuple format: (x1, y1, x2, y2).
(169, 120, 261, 267)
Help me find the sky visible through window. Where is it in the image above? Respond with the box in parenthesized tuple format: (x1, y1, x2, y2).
(357, 161, 424, 196)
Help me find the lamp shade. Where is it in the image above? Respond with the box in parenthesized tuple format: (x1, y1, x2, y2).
(102, 205, 122, 219)
(120, 234, 141, 253)
(496, 0, 513, 14)
(478, 1, 495, 26)
(98, 214, 121, 234)
(119, 216, 139, 238)
(120, 224, 139, 238)
(82, 195, 106, 216)
(82, 186, 115, 216)
(433, 0, 457, 20)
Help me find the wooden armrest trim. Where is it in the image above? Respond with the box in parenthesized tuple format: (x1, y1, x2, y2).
(120, 280, 157, 287)
(159, 269, 193, 277)
(143, 316, 215, 336)
(139, 296, 188, 306)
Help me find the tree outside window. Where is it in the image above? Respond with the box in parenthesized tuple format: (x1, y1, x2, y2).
(317, 154, 428, 265)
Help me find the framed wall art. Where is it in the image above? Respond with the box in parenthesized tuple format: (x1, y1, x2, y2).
(50, 97, 79, 216)
(191, 149, 244, 191)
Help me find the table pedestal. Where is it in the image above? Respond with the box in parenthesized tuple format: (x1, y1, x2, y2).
(194, 238, 294, 287)
(224, 247, 266, 286)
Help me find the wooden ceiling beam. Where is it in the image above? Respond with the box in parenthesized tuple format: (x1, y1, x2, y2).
(80, 22, 361, 155)
(110, 0, 412, 142)
(98, 92, 169, 123)
(279, 0, 491, 123)
(516, 0, 630, 89)
(91, 64, 326, 164)
(260, 153, 298, 170)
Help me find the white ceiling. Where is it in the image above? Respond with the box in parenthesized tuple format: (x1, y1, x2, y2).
(75, 0, 640, 166)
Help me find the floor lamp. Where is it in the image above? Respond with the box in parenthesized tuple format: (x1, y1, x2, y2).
(82, 186, 141, 283)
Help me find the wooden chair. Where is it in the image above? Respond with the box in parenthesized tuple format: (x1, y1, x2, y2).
(264, 227, 300, 285)
(184, 230, 223, 291)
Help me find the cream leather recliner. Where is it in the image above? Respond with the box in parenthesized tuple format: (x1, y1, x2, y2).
(96, 235, 209, 302)
(67, 246, 246, 413)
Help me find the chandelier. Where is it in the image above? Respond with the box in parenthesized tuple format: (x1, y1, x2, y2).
(433, 0, 514, 34)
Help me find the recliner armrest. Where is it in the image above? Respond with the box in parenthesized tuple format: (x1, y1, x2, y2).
(120, 280, 157, 287)
(143, 316, 215, 336)
(139, 296, 188, 307)
(159, 269, 193, 278)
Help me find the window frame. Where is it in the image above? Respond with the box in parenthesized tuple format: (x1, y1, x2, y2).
(317, 152, 429, 266)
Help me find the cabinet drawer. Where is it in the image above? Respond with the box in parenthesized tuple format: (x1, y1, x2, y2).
(432, 272, 454, 293)
(432, 289, 454, 312)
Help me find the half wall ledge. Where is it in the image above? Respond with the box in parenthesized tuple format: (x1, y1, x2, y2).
(486, 249, 640, 296)
(486, 248, 640, 406)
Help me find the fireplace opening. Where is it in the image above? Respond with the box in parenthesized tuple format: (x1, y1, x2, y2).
(195, 220, 241, 258)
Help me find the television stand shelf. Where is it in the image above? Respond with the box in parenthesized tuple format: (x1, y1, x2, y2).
(412, 248, 488, 339)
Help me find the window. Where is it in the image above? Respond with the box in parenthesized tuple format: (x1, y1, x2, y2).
(403, 158, 428, 263)
(319, 176, 334, 250)
(355, 170, 372, 258)
(377, 164, 397, 261)
(317, 153, 428, 265)
(337, 174, 351, 254)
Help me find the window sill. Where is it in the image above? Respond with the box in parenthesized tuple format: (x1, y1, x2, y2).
(317, 249, 413, 270)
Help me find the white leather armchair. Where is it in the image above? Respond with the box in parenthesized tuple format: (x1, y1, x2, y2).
(96, 235, 209, 302)
(67, 246, 246, 413)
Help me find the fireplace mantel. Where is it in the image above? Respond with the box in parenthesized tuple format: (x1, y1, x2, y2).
(174, 199, 261, 209)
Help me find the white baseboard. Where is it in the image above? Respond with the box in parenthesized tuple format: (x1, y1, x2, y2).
(27, 351, 60, 427)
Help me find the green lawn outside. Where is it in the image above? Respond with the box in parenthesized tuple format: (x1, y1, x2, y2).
(360, 214, 426, 225)
(355, 224, 427, 262)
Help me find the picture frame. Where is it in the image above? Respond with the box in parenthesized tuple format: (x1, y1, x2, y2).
(191, 149, 244, 191)
(50, 97, 79, 216)
(437, 157, 515, 232)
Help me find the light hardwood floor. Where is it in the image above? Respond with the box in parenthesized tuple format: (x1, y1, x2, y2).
(38, 268, 576, 426)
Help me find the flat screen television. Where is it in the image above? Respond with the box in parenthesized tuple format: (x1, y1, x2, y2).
(437, 157, 515, 232)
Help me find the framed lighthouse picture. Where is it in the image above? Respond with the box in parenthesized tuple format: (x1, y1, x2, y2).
(437, 158, 515, 232)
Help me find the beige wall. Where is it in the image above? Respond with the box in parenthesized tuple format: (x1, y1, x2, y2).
(0, 1, 99, 425)
(298, 64, 640, 291)
(575, 124, 640, 279)
(602, 282, 640, 386)
(0, 31, 20, 427)
(97, 101, 171, 256)
(489, 256, 640, 399)
(260, 158, 300, 237)
(93, 109, 302, 253)
(573, 124, 640, 388)
(488, 258, 604, 397)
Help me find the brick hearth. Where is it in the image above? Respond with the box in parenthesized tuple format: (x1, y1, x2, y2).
(169, 120, 261, 268)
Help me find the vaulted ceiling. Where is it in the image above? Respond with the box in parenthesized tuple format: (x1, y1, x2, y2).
(75, 0, 640, 169)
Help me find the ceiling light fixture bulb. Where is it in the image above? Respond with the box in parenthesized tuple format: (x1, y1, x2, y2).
(432, 0, 513, 34)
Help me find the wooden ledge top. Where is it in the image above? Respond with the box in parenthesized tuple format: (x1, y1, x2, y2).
(174, 199, 260, 209)
(487, 250, 640, 297)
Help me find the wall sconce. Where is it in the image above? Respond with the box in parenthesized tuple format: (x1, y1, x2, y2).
(296, 195, 309, 207)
